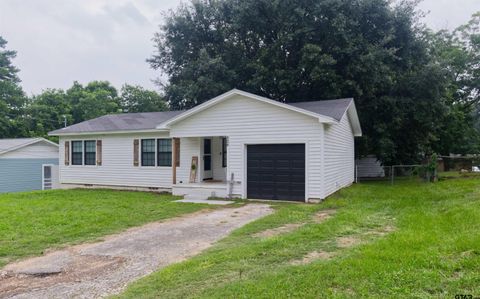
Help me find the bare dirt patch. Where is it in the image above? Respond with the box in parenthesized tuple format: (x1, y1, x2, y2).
(364, 225, 396, 236)
(336, 236, 361, 248)
(312, 209, 336, 223)
(254, 209, 336, 238)
(290, 251, 335, 265)
(254, 223, 304, 238)
(287, 221, 396, 267)
(336, 224, 396, 248)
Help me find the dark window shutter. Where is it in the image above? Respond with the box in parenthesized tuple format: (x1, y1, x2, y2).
(64, 141, 70, 166)
(222, 137, 227, 168)
(96, 140, 102, 166)
(133, 139, 139, 166)
(175, 138, 180, 167)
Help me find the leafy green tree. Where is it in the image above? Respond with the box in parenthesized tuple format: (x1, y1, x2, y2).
(0, 36, 19, 82)
(25, 89, 72, 137)
(0, 36, 28, 138)
(427, 13, 480, 155)
(149, 0, 452, 164)
(66, 81, 121, 123)
(120, 84, 167, 113)
(25, 82, 167, 137)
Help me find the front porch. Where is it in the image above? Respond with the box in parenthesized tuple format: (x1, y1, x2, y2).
(172, 136, 230, 199)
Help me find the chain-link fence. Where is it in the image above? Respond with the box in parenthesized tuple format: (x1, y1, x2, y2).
(356, 154, 480, 184)
(356, 164, 427, 184)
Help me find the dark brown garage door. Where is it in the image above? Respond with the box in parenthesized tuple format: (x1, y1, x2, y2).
(247, 144, 305, 201)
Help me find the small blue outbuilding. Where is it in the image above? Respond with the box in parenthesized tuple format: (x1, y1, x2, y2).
(0, 138, 59, 193)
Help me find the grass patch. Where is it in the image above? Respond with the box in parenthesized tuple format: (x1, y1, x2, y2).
(117, 178, 480, 298)
(439, 171, 480, 179)
(0, 189, 210, 268)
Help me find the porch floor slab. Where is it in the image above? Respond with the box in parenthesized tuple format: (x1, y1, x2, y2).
(176, 199, 234, 205)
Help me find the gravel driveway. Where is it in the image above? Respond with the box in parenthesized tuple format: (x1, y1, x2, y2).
(0, 204, 273, 299)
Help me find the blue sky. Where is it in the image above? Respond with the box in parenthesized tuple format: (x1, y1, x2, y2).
(0, 0, 479, 95)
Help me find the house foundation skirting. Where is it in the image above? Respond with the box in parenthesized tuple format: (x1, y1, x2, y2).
(59, 183, 171, 193)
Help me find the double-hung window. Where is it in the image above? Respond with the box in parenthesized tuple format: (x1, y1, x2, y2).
(157, 139, 172, 166)
(70, 140, 99, 166)
(140, 138, 173, 167)
(141, 139, 156, 166)
(84, 141, 96, 165)
(71, 141, 83, 165)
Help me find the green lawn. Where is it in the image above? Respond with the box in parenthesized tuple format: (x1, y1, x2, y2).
(439, 170, 480, 179)
(0, 189, 210, 268)
(117, 178, 480, 298)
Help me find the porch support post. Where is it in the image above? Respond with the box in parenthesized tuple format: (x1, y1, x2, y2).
(172, 137, 179, 185)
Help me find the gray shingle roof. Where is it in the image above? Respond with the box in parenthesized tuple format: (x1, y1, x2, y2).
(0, 138, 41, 153)
(288, 98, 353, 121)
(49, 111, 185, 135)
(49, 97, 353, 135)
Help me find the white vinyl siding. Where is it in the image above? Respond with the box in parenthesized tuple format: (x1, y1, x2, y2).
(176, 137, 200, 183)
(212, 137, 227, 181)
(59, 132, 179, 188)
(323, 113, 355, 198)
(170, 95, 324, 200)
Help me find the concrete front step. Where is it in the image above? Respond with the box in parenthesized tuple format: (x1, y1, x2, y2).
(172, 183, 228, 199)
(175, 198, 234, 205)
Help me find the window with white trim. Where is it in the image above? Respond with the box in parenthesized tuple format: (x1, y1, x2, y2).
(71, 140, 98, 166)
(140, 138, 173, 167)
(84, 141, 96, 165)
(71, 141, 83, 165)
(141, 139, 156, 166)
(157, 139, 172, 166)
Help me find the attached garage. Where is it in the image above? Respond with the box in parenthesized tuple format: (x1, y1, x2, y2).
(247, 144, 305, 201)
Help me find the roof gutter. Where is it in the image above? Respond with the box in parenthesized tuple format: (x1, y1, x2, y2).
(49, 128, 170, 137)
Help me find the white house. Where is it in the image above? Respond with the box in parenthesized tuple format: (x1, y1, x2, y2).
(0, 138, 59, 193)
(49, 89, 361, 202)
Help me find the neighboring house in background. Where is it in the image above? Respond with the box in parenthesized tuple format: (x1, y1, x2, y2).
(49, 89, 362, 202)
(0, 138, 59, 193)
(355, 155, 385, 178)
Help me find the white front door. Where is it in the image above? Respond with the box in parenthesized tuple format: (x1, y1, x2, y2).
(203, 138, 213, 180)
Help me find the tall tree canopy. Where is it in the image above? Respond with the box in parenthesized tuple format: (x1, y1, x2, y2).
(149, 0, 479, 164)
(429, 13, 480, 155)
(0, 36, 28, 138)
(67, 81, 121, 123)
(0, 36, 19, 82)
(120, 84, 167, 113)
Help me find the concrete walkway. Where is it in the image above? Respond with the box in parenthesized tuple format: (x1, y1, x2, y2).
(0, 204, 273, 299)
(175, 198, 234, 205)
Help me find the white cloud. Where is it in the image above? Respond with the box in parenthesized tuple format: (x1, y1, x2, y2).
(418, 0, 480, 30)
(0, 0, 478, 95)
(0, 0, 177, 95)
